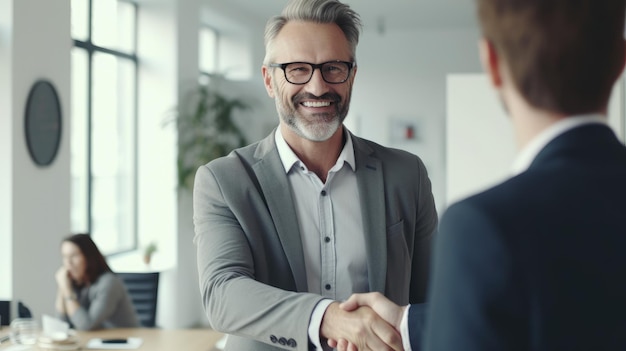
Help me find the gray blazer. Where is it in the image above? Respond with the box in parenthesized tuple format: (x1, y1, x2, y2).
(58, 272, 140, 330)
(193, 129, 437, 350)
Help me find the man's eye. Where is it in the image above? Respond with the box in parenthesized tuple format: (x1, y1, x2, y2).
(325, 65, 345, 73)
(289, 66, 310, 73)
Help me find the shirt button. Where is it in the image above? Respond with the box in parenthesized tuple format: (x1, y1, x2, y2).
(324, 237, 330, 243)
(321, 190, 327, 196)
(325, 284, 331, 290)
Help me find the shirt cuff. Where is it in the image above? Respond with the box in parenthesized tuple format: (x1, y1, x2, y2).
(308, 299, 334, 350)
(400, 304, 412, 351)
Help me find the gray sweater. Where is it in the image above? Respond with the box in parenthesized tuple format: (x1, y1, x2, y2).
(60, 272, 140, 330)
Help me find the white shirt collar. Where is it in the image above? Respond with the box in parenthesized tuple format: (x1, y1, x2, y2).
(274, 127, 356, 174)
(510, 114, 607, 175)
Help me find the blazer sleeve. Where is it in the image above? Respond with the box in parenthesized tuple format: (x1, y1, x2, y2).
(421, 201, 525, 351)
(407, 303, 428, 350)
(193, 164, 324, 350)
(68, 273, 124, 330)
(409, 156, 438, 304)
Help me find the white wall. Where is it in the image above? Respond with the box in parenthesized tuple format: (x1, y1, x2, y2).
(136, 0, 178, 258)
(446, 73, 625, 208)
(172, 0, 205, 329)
(134, 0, 181, 329)
(446, 74, 515, 206)
(353, 28, 483, 214)
(1, 0, 71, 319)
(0, 0, 14, 301)
(134, 0, 206, 329)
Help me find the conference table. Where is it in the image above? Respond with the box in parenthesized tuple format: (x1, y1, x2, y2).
(0, 327, 224, 350)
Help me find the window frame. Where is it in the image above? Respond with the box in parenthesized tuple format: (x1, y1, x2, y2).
(71, 0, 139, 256)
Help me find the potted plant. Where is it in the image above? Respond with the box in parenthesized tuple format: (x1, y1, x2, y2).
(167, 77, 250, 191)
(143, 242, 158, 265)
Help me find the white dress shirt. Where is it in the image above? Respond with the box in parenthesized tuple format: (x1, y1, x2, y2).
(400, 114, 608, 351)
(275, 128, 368, 350)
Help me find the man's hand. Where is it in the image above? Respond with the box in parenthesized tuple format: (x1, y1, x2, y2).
(341, 292, 405, 330)
(327, 293, 407, 351)
(320, 301, 403, 351)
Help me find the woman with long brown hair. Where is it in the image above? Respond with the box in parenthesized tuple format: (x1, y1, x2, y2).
(55, 234, 139, 330)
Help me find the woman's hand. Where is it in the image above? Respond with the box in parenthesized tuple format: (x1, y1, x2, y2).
(55, 267, 74, 314)
(55, 267, 72, 293)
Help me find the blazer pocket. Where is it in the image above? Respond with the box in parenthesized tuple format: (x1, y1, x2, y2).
(387, 220, 405, 238)
(386, 220, 409, 260)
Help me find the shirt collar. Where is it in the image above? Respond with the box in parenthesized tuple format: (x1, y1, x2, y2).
(510, 114, 607, 175)
(274, 127, 356, 174)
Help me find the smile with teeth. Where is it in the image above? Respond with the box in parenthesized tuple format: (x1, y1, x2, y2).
(301, 101, 332, 108)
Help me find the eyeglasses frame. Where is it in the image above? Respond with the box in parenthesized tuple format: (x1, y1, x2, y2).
(268, 60, 356, 85)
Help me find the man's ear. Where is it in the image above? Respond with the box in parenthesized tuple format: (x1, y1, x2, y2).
(478, 38, 503, 88)
(262, 65, 276, 98)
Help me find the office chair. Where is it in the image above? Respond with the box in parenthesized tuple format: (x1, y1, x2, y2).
(0, 300, 9, 326)
(17, 301, 32, 318)
(117, 272, 159, 328)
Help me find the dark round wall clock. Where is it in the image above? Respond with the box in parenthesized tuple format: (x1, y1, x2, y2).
(24, 80, 62, 166)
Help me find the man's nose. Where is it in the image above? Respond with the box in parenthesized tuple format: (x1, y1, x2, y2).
(303, 68, 330, 96)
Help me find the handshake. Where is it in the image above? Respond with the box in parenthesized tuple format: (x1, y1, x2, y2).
(322, 292, 408, 351)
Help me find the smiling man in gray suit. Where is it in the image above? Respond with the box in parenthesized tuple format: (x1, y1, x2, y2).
(192, 0, 438, 350)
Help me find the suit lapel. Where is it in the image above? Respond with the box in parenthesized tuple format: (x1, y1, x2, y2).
(252, 133, 308, 292)
(352, 135, 387, 293)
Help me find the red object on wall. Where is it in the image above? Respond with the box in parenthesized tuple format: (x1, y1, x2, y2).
(406, 126, 414, 139)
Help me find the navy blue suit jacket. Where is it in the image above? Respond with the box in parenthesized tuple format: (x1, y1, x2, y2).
(409, 124, 626, 350)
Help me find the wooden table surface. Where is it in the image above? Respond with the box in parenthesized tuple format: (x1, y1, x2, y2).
(0, 327, 224, 351)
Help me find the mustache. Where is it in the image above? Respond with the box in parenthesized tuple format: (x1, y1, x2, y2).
(293, 92, 341, 105)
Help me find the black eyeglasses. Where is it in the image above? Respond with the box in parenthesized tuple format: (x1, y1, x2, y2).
(268, 61, 356, 85)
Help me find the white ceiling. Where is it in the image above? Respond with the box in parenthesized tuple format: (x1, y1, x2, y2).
(203, 0, 479, 32)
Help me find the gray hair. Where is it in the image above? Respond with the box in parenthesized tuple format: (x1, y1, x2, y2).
(263, 0, 362, 64)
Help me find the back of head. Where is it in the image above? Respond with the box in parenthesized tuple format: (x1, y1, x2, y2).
(263, 0, 362, 63)
(63, 233, 112, 283)
(477, 0, 626, 115)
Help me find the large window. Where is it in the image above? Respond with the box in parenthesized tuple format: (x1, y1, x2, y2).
(71, 0, 138, 255)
